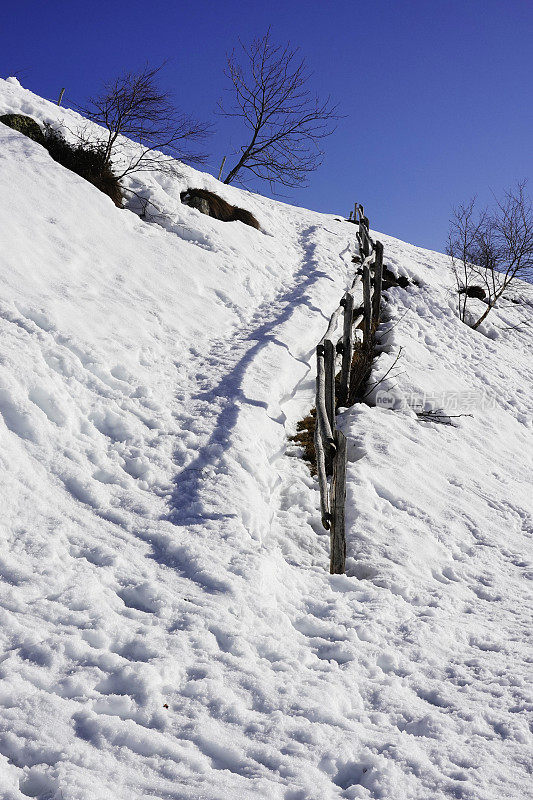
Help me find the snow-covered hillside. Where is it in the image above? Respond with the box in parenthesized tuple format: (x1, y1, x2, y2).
(0, 78, 531, 800)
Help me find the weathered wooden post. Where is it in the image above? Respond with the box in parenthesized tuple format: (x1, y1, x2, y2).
(324, 338, 336, 474)
(362, 260, 372, 347)
(314, 409, 330, 530)
(339, 292, 354, 406)
(358, 222, 367, 258)
(57, 88, 65, 106)
(329, 430, 347, 574)
(316, 344, 335, 478)
(372, 241, 384, 327)
(363, 224, 373, 258)
(324, 339, 336, 433)
(311, 203, 383, 570)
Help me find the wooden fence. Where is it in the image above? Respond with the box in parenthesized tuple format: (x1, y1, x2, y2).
(315, 204, 384, 574)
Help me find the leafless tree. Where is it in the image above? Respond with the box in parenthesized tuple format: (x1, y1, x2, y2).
(447, 198, 488, 323)
(77, 63, 211, 180)
(219, 30, 340, 190)
(447, 181, 533, 329)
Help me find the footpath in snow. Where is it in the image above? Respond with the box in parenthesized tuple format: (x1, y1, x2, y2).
(0, 78, 532, 800)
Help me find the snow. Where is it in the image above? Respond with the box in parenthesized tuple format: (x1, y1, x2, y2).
(0, 78, 532, 800)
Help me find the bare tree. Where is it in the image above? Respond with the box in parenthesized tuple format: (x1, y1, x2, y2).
(447, 181, 533, 329)
(447, 198, 489, 323)
(219, 30, 340, 190)
(77, 63, 211, 180)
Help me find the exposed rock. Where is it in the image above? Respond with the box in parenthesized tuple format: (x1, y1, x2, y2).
(0, 113, 45, 146)
(458, 285, 486, 300)
(185, 194, 210, 215)
(181, 188, 260, 230)
(382, 265, 410, 289)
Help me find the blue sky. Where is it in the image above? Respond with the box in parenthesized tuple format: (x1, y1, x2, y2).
(2, 0, 532, 252)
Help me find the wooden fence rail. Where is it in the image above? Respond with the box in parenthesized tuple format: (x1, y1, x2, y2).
(315, 203, 383, 573)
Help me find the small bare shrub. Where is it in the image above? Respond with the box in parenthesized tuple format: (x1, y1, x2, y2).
(447, 182, 533, 328)
(77, 62, 211, 180)
(288, 410, 317, 475)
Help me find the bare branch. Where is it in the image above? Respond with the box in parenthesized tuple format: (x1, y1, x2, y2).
(76, 62, 212, 180)
(362, 348, 404, 400)
(219, 29, 341, 191)
(447, 182, 533, 329)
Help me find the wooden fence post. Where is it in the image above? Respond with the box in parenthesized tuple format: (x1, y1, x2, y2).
(314, 403, 330, 530)
(372, 241, 384, 326)
(329, 430, 347, 574)
(358, 222, 368, 258)
(57, 88, 65, 106)
(312, 203, 382, 572)
(339, 292, 354, 406)
(362, 261, 372, 347)
(324, 338, 336, 474)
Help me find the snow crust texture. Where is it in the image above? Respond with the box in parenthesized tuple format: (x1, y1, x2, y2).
(0, 78, 532, 800)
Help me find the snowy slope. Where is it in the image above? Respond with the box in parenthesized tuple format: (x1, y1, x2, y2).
(0, 78, 531, 800)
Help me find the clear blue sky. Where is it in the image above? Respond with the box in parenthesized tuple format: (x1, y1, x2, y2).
(2, 0, 532, 252)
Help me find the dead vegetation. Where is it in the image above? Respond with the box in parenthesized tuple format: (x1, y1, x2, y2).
(180, 188, 260, 229)
(290, 337, 375, 476)
(417, 409, 473, 426)
(43, 125, 123, 207)
(347, 338, 374, 405)
(288, 410, 317, 474)
(0, 114, 123, 207)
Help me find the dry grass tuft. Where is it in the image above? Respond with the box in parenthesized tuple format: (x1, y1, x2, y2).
(43, 126, 123, 207)
(288, 409, 317, 475)
(348, 339, 374, 405)
(181, 188, 260, 229)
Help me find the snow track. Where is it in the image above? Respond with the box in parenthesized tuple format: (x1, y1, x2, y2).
(0, 79, 532, 800)
(169, 223, 342, 528)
